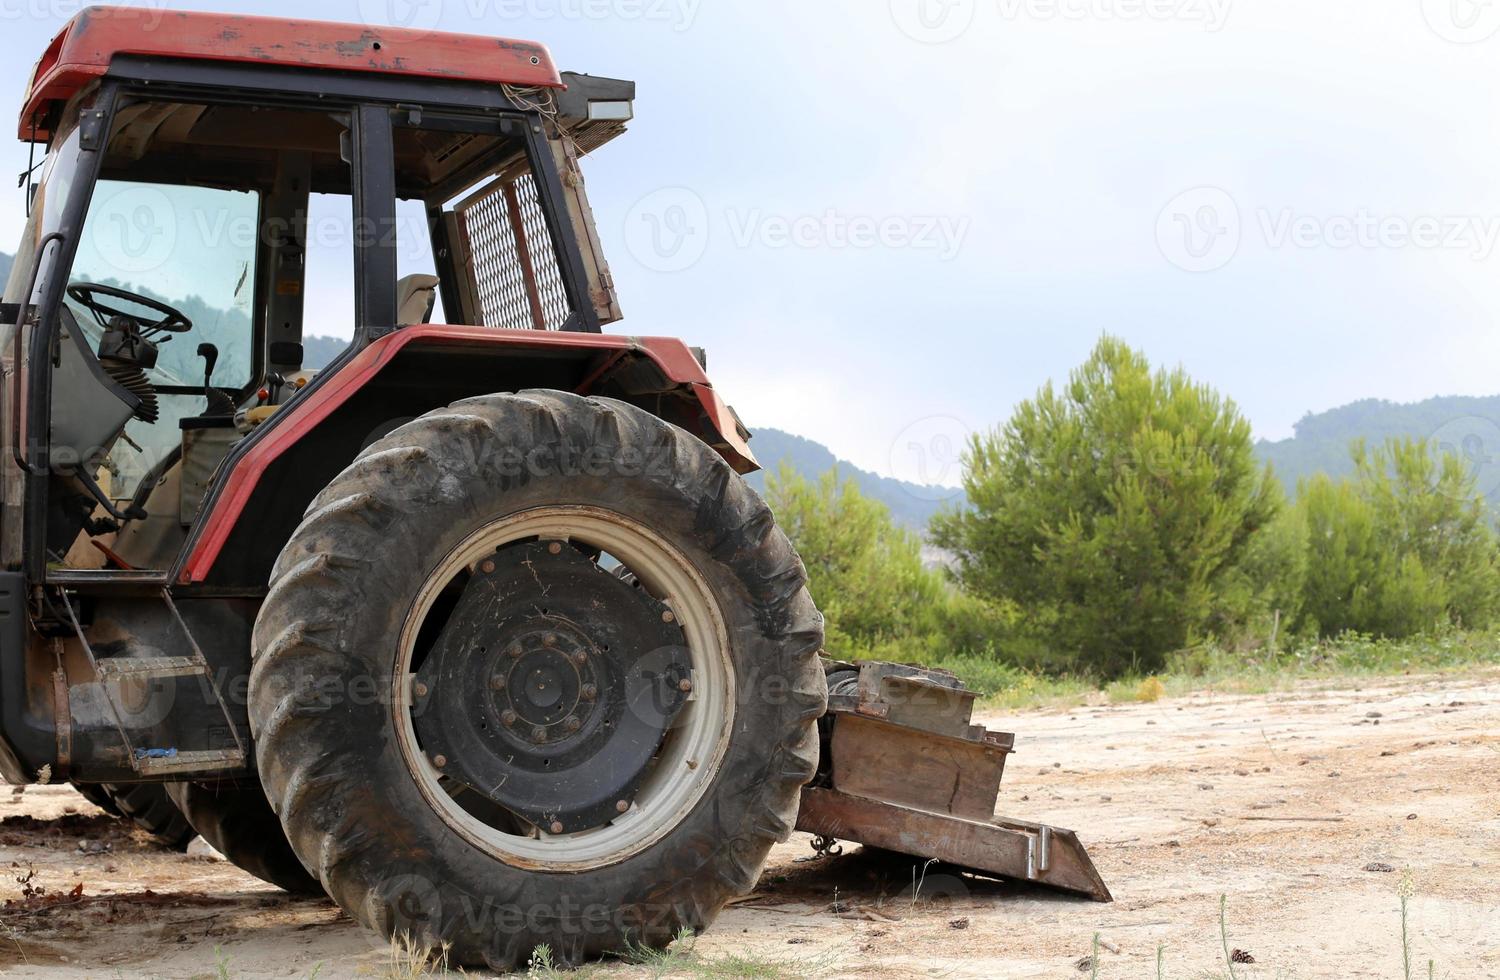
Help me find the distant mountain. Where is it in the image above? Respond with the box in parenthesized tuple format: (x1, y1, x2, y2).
(743, 428, 962, 531)
(0, 251, 12, 286)
(1257, 395, 1500, 504)
(303, 334, 348, 371)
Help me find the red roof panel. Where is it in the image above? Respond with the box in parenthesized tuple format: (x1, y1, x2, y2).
(21, 6, 563, 141)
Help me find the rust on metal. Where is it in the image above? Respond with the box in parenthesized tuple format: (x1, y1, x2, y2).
(796, 787, 1112, 902)
(802, 660, 1112, 902)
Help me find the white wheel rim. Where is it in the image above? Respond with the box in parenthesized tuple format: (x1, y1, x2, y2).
(393, 506, 735, 870)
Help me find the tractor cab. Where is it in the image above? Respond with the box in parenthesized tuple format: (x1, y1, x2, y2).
(2, 7, 639, 581)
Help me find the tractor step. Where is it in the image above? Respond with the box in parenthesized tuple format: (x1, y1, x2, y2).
(802, 660, 1111, 901)
(95, 656, 208, 680)
(54, 587, 249, 778)
(134, 748, 246, 776)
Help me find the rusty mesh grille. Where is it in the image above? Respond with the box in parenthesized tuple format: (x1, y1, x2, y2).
(456, 174, 572, 330)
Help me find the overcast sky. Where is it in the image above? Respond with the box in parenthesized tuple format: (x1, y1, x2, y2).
(4, 0, 1500, 487)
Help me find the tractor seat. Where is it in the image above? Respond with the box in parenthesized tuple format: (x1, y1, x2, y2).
(397, 274, 440, 326)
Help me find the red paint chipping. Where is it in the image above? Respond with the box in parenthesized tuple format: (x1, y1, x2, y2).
(21, 7, 562, 141)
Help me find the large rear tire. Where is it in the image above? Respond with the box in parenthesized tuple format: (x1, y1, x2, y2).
(248, 391, 825, 969)
(166, 780, 323, 895)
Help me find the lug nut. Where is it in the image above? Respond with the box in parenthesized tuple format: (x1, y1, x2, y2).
(432, 754, 447, 768)
(501, 709, 518, 726)
(413, 682, 429, 698)
(490, 675, 507, 691)
(678, 678, 694, 694)
(570, 651, 587, 666)
(480, 559, 496, 574)
(543, 633, 557, 648)
(581, 684, 597, 701)
(661, 610, 675, 624)
(548, 541, 562, 555)
(565, 715, 581, 732)
(508, 643, 523, 659)
(532, 726, 548, 741)
(615, 799, 630, 814)
(549, 821, 564, 835)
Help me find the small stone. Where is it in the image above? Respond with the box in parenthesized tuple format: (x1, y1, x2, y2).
(1364, 862, 1395, 873)
(948, 918, 970, 930)
(186, 837, 224, 861)
(1198, 783, 1215, 791)
(1407, 813, 1418, 821)
(1234, 770, 1249, 777)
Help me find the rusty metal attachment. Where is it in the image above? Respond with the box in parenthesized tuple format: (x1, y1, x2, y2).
(797, 660, 1111, 902)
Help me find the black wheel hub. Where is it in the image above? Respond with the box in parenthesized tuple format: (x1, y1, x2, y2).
(412, 540, 693, 834)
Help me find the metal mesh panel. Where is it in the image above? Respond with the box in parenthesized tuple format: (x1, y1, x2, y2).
(457, 174, 573, 331)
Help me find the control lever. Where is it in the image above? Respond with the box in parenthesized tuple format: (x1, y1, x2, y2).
(198, 342, 236, 416)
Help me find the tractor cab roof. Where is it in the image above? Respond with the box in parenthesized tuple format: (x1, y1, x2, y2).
(21, 6, 563, 141)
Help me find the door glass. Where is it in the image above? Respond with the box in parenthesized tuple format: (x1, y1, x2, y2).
(66, 181, 260, 494)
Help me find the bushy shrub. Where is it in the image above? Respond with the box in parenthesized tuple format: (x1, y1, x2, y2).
(763, 465, 1017, 663)
(1293, 439, 1500, 637)
(931, 336, 1280, 677)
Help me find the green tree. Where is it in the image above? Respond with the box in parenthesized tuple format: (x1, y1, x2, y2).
(1294, 438, 1500, 637)
(764, 465, 945, 656)
(931, 336, 1280, 676)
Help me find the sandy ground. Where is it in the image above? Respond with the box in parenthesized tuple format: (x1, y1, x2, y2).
(1, 671, 1496, 979)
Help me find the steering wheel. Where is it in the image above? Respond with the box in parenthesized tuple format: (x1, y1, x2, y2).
(67, 282, 193, 335)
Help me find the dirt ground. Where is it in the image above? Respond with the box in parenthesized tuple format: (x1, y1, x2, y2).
(1, 670, 1496, 979)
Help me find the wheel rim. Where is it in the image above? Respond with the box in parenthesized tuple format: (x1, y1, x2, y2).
(393, 506, 735, 870)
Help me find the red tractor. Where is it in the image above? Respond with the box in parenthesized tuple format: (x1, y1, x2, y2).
(1, 8, 1105, 969)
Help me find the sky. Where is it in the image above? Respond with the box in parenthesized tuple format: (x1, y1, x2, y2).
(4, 0, 1500, 488)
